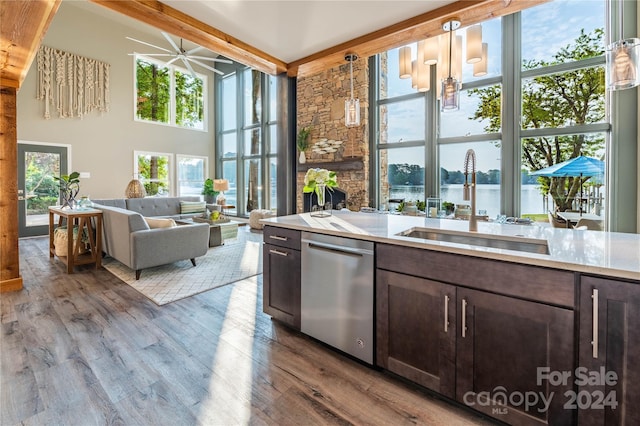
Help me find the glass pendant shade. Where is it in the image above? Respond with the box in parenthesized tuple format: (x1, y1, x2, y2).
(411, 60, 418, 89)
(441, 77, 460, 111)
(424, 38, 439, 65)
(344, 53, 360, 127)
(473, 43, 488, 77)
(345, 98, 360, 127)
(606, 38, 640, 90)
(399, 46, 412, 79)
(466, 24, 483, 64)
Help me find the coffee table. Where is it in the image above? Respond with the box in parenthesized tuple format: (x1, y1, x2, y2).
(178, 218, 239, 247)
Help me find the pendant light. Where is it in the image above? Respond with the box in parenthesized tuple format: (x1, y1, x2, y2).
(344, 53, 361, 127)
(399, 46, 412, 79)
(606, 0, 640, 90)
(441, 19, 461, 111)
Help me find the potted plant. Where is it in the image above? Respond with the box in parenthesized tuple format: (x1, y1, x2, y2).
(202, 178, 218, 204)
(297, 126, 311, 164)
(53, 171, 80, 209)
(442, 201, 455, 215)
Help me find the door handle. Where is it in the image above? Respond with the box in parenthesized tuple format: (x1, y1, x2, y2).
(461, 298, 468, 338)
(444, 294, 450, 333)
(592, 288, 598, 359)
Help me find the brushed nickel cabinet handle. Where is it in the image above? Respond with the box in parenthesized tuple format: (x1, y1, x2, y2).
(269, 249, 288, 257)
(461, 298, 468, 338)
(444, 294, 450, 333)
(592, 288, 599, 359)
(269, 235, 288, 241)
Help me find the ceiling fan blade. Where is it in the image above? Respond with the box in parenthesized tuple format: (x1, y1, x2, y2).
(165, 57, 180, 66)
(187, 56, 233, 64)
(186, 46, 204, 56)
(188, 58, 225, 75)
(126, 36, 173, 54)
(127, 53, 176, 57)
(182, 58, 198, 80)
(161, 32, 181, 53)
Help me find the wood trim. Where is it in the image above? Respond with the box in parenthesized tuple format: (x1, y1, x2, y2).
(288, 0, 550, 77)
(0, 277, 23, 293)
(0, 0, 61, 88)
(89, 0, 287, 76)
(0, 86, 22, 291)
(298, 157, 364, 172)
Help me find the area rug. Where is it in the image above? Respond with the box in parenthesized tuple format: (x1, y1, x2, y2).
(102, 227, 263, 305)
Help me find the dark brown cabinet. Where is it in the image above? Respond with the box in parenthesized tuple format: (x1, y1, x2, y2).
(376, 243, 576, 425)
(456, 287, 574, 426)
(578, 276, 640, 426)
(376, 270, 456, 397)
(263, 226, 301, 329)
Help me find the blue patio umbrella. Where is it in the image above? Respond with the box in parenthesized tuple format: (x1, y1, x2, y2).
(530, 156, 605, 215)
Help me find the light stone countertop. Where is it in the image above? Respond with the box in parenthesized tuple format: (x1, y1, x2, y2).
(262, 211, 640, 281)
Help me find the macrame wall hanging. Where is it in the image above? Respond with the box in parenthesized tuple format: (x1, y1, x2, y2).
(36, 45, 110, 119)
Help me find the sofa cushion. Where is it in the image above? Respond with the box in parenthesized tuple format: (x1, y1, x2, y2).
(180, 201, 206, 215)
(125, 196, 198, 217)
(145, 217, 177, 229)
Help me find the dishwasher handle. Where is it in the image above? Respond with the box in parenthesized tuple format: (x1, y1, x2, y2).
(302, 238, 373, 257)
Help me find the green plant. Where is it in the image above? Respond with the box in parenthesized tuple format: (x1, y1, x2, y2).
(297, 126, 312, 151)
(416, 200, 426, 211)
(53, 172, 80, 208)
(202, 178, 218, 197)
(442, 201, 455, 214)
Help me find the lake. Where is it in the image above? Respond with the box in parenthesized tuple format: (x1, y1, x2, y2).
(389, 184, 550, 218)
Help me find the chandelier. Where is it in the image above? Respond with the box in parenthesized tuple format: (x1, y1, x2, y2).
(398, 20, 488, 111)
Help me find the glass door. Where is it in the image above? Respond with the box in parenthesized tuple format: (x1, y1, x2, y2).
(18, 144, 68, 237)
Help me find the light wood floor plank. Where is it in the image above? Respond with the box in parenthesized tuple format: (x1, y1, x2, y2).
(1, 236, 496, 425)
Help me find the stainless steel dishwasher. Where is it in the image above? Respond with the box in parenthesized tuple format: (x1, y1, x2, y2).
(301, 232, 374, 364)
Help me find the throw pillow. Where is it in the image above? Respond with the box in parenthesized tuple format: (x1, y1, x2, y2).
(145, 217, 177, 229)
(180, 201, 206, 214)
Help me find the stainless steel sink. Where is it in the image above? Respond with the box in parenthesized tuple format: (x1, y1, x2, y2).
(397, 227, 550, 255)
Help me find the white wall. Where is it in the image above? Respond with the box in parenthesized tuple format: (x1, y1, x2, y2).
(17, 2, 216, 199)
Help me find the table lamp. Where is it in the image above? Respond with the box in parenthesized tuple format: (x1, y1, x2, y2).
(213, 179, 229, 205)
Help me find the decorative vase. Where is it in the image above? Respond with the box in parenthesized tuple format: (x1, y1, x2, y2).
(299, 151, 306, 164)
(310, 183, 332, 217)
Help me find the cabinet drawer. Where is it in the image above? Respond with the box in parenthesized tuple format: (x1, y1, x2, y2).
(263, 226, 301, 250)
(377, 243, 575, 307)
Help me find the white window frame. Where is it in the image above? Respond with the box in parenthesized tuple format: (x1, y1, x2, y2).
(133, 150, 174, 197)
(132, 54, 209, 131)
(176, 154, 208, 197)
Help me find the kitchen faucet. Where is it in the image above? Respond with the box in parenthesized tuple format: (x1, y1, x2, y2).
(463, 149, 478, 232)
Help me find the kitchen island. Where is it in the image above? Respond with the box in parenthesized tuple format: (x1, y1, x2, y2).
(261, 212, 640, 426)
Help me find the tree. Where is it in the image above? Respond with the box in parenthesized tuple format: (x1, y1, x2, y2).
(246, 70, 261, 212)
(469, 28, 605, 212)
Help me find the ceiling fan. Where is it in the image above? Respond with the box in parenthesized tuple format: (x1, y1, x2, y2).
(126, 32, 232, 77)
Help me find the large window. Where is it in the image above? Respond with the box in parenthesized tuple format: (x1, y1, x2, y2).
(134, 55, 207, 130)
(134, 151, 173, 196)
(217, 66, 278, 217)
(374, 1, 607, 220)
(177, 155, 208, 197)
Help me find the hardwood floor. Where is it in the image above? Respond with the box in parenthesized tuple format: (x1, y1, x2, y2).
(2, 237, 496, 425)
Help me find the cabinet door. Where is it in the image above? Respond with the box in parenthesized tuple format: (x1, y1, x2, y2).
(456, 287, 574, 426)
(263, 243, 301, 329)
(376, 270, 456, 397)
(578, 276, 640, 426)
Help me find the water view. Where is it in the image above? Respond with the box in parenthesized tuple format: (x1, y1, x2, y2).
(389, 184, 551, 219)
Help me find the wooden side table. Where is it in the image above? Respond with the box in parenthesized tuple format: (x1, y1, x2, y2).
(49, 207, 103, 274)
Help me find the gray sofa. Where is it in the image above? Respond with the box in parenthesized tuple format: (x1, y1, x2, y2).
(93, 197, 212, 279)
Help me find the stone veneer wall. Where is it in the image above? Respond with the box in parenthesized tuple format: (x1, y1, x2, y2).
(296, 58, 370, 212)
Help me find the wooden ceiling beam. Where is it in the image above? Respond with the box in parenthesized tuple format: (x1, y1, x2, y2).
(89, 0, 288, 76)
(0, 0, 61, 89)
(288, 0, 550, 78)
